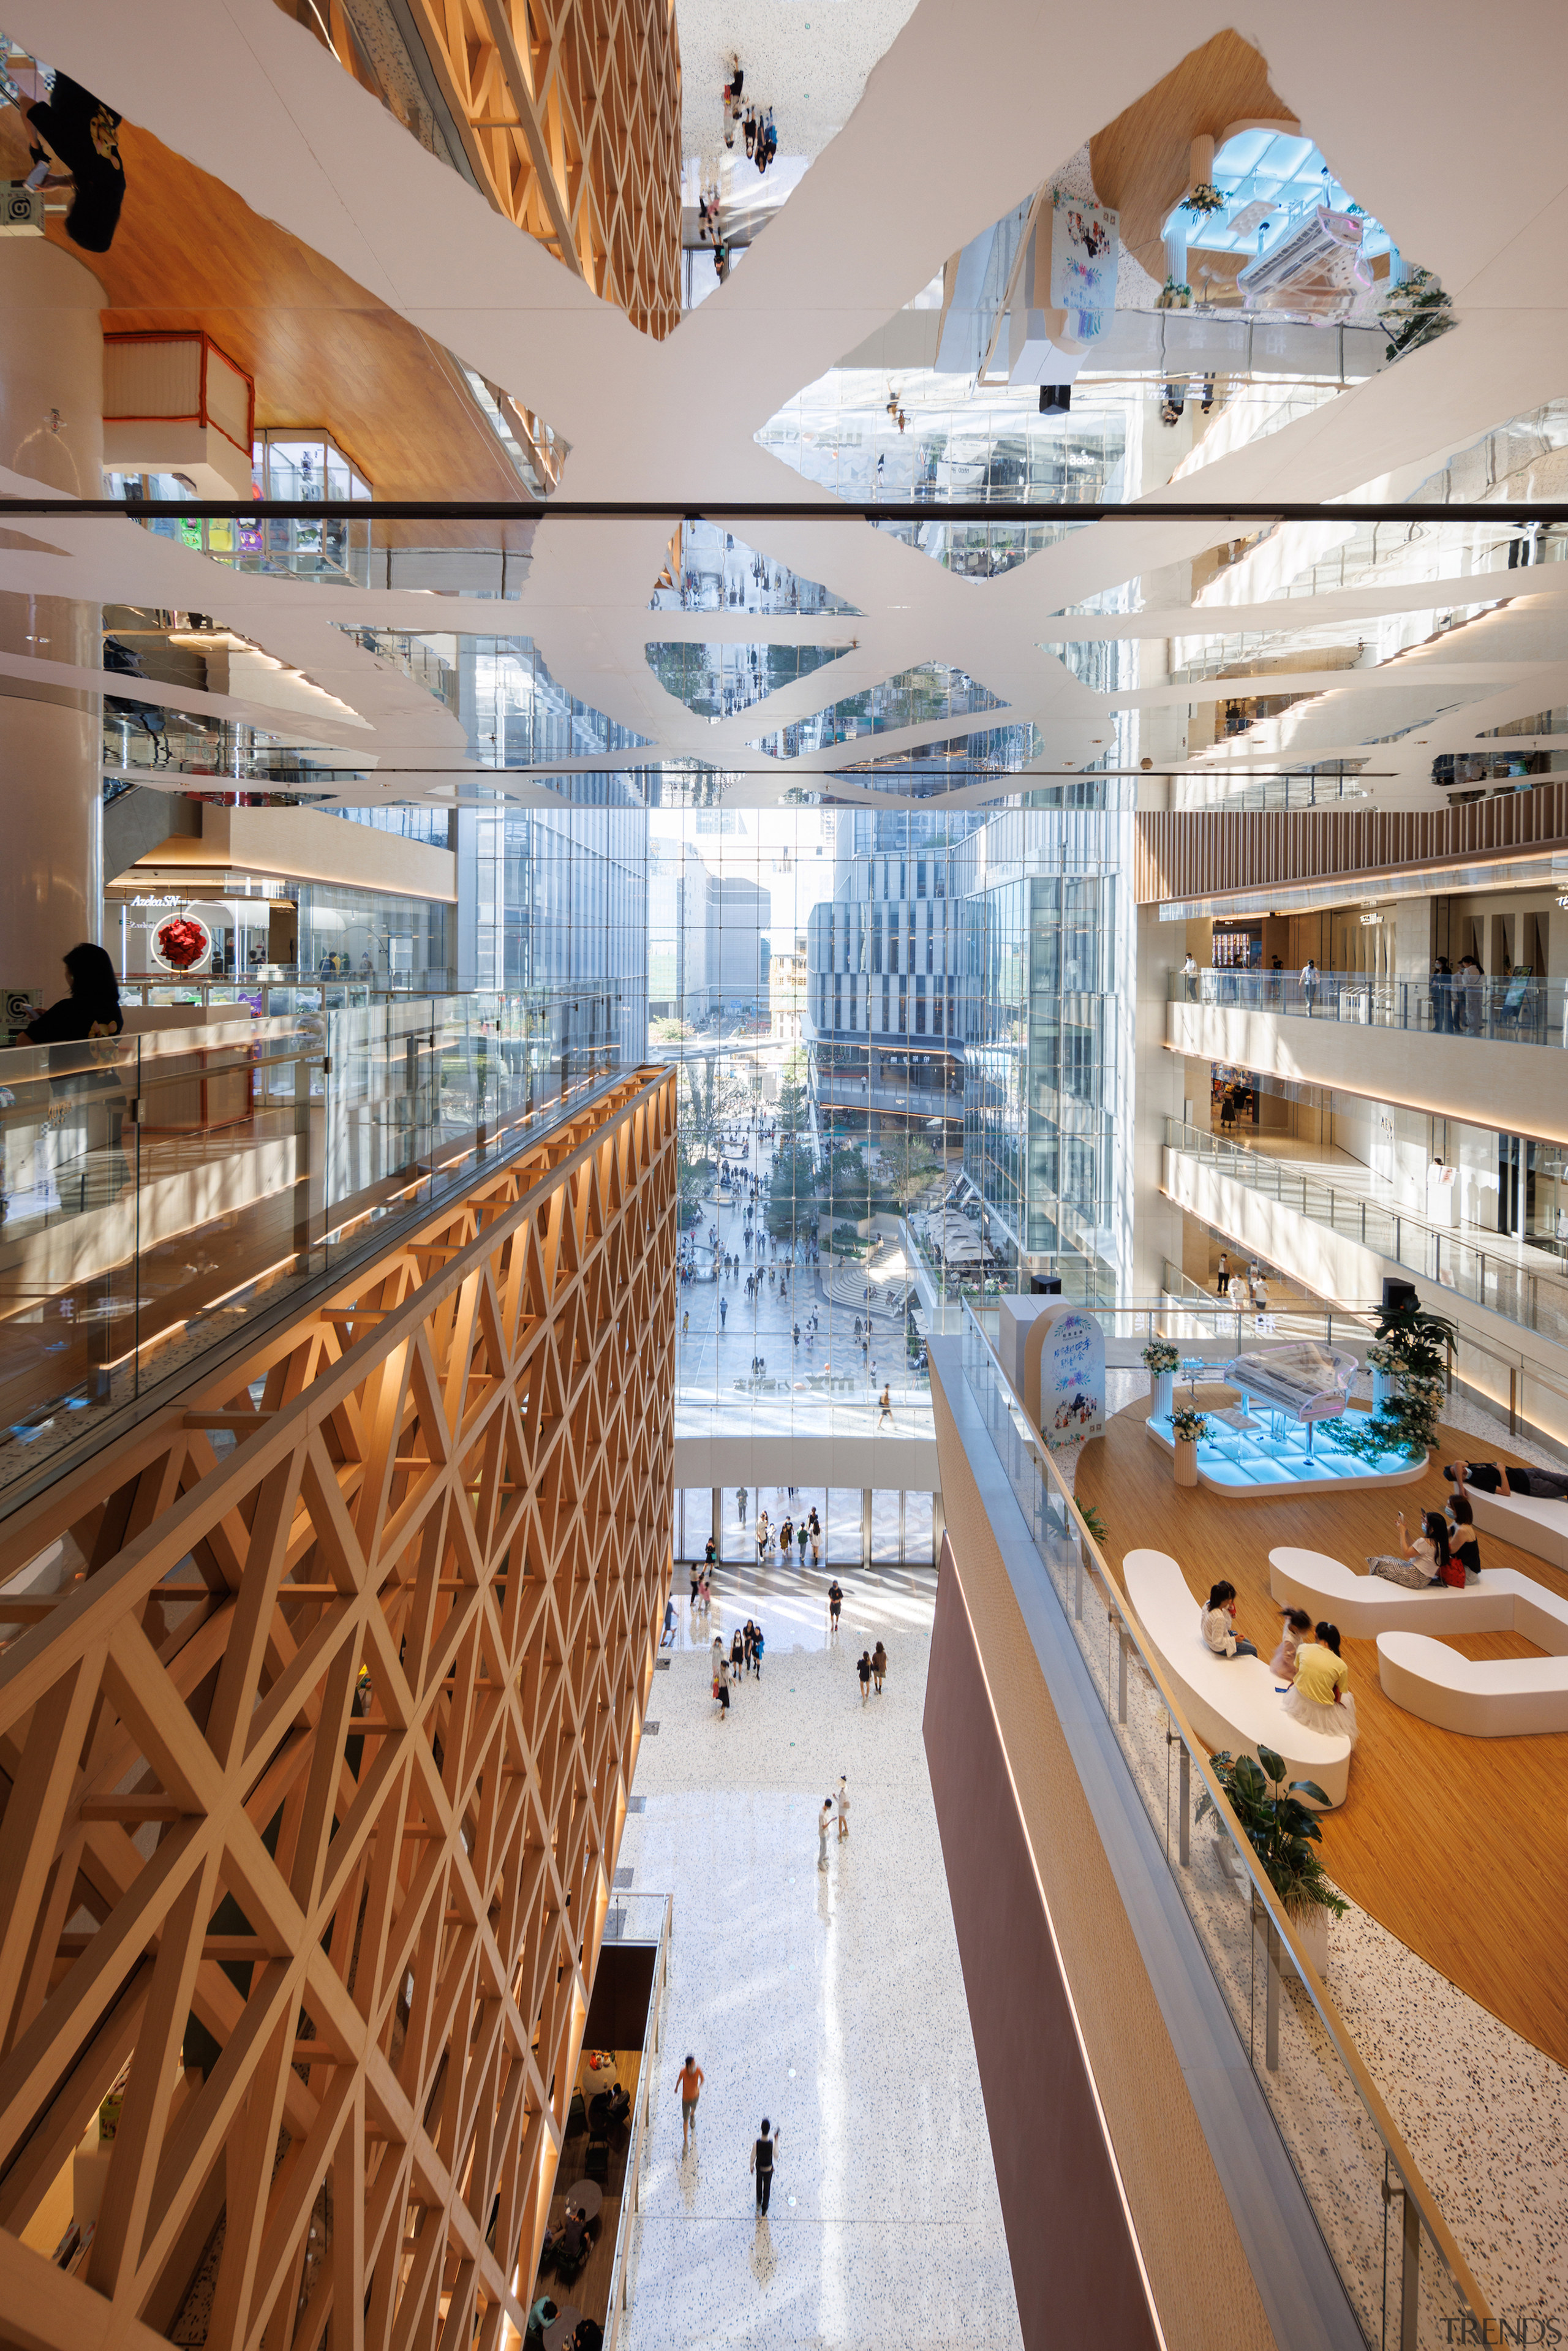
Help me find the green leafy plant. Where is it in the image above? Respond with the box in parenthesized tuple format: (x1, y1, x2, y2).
(1197, 1747, 1349, 1924)
(1156, 276, 1193, 311)
(1141, 1338, 1180, 1373)
(1182, 182, 1227, 219)
(1079, 1502, 1108, 1547)
(1169, 1405, 1208, 1443)
(1321, 1298, 1455, 1463)
(1379, 266, 1454, 363)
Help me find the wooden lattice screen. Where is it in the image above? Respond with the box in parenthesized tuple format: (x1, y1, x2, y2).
(0, 1064, 676, 2351)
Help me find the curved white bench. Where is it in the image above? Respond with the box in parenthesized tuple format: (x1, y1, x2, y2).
(1123, 1548, 1351, 1808)
(1376, 1632, 1568, 1737)
(1458, 1485, 1568, 1574)
(1268, 1548, 1568, 1649)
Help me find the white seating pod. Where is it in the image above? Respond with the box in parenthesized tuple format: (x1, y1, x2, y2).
(1268, 1548, 1568, 1647)
(1122, 1548, 1351, 1808)
(1375, 1632, 1568, 1737)
(1459, 1485, 1568, 1574)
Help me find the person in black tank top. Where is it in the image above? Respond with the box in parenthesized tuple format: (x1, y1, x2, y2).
(750, 2118, 778, 2213)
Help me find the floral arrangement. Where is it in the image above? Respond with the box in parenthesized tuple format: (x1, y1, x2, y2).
(1365, 1340, 1399, 1375)
(1169, 1405, 1208, 1444)
(1182, 182, 1227, 219)
(1156, 277, 1193, 311)
(1141, 1337, 1180, 1373)
(152, 913, 211, 972)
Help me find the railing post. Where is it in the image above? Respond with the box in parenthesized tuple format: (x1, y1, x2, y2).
(1178, 1741, 1190, 1866)
(1265, 1915, 1281, 2071)
(1400, 2179, 1421, 2351)
(1116, 1623, 1128, 1724)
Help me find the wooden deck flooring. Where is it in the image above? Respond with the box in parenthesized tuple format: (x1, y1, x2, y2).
(1076, 1393, 1568, 2072)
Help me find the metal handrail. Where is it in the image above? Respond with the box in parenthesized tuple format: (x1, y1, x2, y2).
(1164, 1120, 1568, 1342)
(957, 1304, 1493, 2339)
(601, 1890, 672, 2351)
(1170, 966, 1568, 1046)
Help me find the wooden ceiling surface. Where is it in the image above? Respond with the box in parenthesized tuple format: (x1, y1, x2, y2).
(1088, 32, 1299, 281)
(0, 105, 533, 545)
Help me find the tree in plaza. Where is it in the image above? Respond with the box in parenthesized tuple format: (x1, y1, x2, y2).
(674, 1052, 743, 1229)
(876, 1127, 944, 1212)
(767, 1130, 819, 1242)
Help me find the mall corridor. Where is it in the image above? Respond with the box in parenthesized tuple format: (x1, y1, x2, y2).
(611, 1565, 1021, 2350)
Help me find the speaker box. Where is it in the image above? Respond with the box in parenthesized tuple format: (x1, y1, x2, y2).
(1382, 1278, 1419, 1316)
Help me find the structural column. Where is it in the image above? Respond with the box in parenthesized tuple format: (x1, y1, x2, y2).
(0, 238, 105, 1006)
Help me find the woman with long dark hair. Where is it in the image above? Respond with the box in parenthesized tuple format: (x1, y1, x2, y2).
(23, 943, 123, 1043)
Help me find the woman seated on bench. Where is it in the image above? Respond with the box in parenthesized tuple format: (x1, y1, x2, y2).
(1368, 1509, 1450, 1588)
(1281, 1621, 1358, 1745)
(1200, 1581, 1258, 1658)
(1444, 1492, 1483, 1581)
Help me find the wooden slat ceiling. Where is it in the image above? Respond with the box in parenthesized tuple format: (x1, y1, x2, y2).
(1134, 784, 1568, 904)
(1088, 31, 1298, 283)
(0, 102, 532, 544)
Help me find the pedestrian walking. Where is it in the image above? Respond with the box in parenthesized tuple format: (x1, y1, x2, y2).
(737, 1486, 748, 1525)
(818, 1798, 832, 1870)
(690, 1558, 701, 1605)
(715, 1653, 731, 1719)
(752, 1621, 764, 1677)
(720, 1294, 728, 1328)
(797, 1520, 809, 1568)
(827, 1579, 843, 1636)
(750, 2118, 778, 2213)
(681, 1309, 689, 1338)
(858, 1650, 872, 1704)
(677, 2054, 704, 2153)
(872, 1639, 887, 1693)
(662, 1599, 676, 1647)
(755, 1509, 771, 1563)
(730, 1626, 745, 1684)
(836, 1774, 850, 1840)
(878, 1384, 893, 1429)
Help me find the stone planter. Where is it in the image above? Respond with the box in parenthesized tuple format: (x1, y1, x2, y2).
(1153, 1368, 1174, 1419)
(1174, 1435, 1199, 1487)
(1287, 1902, 1331, 1981)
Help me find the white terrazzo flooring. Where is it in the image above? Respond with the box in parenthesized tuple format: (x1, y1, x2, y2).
(615, 1564, 1023, 2351)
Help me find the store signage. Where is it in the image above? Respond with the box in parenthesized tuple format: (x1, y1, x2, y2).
(130, 894, 186, 907)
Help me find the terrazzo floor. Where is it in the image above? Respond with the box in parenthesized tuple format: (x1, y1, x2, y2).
(612, 1564, 1023, 2351)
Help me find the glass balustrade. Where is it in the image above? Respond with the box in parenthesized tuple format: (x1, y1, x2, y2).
(1170, 964, 1568, 1046)
(957, 1309, 1493, 2350)
(0, 995, 634, 1501)
(1163, 1118, 1568, 1347)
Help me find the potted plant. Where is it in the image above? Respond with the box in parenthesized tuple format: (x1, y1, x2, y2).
(1156, 276, 1193, 311)
(1197, 1746, 1349, 1977)
(1141, 1336, 1180, 1419)
(1182, 182, 1227, 220)
(1325, 1299, 1454, 1466)
(1169, 1403, 1207, 1485)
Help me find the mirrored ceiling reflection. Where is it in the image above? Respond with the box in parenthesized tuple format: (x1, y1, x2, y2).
(648, 523, 861, 615)
(646, 640, 854, 722)
(747, 663, 1006, 762)
(756, 369, 1131, 578)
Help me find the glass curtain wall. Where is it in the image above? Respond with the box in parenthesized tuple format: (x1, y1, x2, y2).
(956, 798, 1136, 1303)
